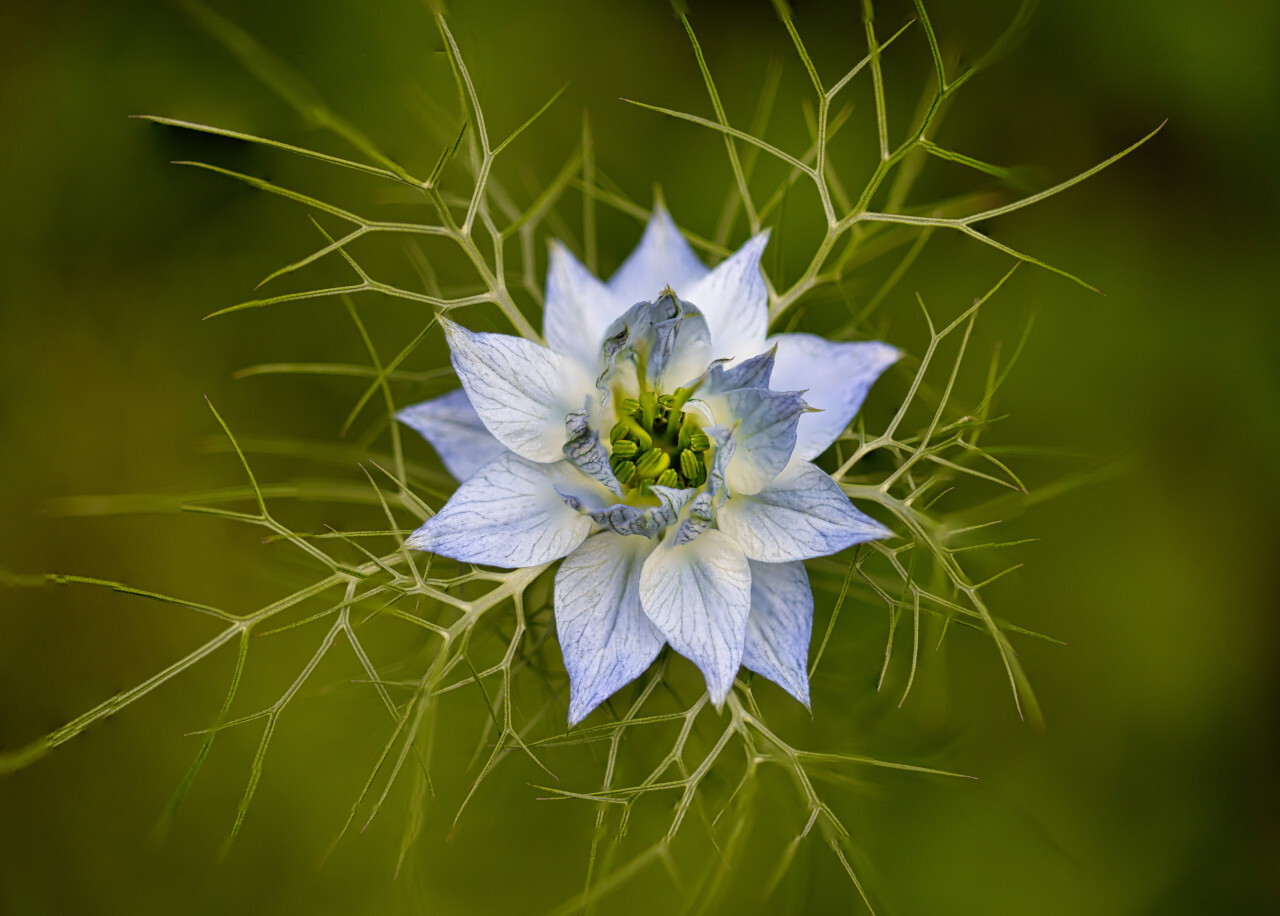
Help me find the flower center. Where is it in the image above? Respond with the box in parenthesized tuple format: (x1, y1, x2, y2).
(608, 386, 711, 493)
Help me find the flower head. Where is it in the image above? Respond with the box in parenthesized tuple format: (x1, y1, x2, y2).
(399, 205, 898, 724)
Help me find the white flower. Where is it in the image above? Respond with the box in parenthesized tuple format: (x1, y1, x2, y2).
(399, 205, 899, 725)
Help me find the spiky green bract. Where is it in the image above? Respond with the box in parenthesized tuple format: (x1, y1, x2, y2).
(2, 1, 1151, 911)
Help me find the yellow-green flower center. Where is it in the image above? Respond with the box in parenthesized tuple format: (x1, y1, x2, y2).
(608, 387, 710, 493)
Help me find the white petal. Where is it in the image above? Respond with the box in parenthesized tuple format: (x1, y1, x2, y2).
(717, 460, 892, 562)
(714, 388, 808, 495)
(397, 389, 507, 482)
(442, 318, 591, 463)
(638, 529, 751, 706)
(768, 333, 900, 460)
(607, 203, 709, 305)
(555, 533, 665, 725)
(743, 560, 813, 708)
(407, 453, 593, 567)
(684, 232, 770, 364)
(544, 241, 624, 372)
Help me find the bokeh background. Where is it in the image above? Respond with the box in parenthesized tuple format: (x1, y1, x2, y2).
(2, 0, 1277, 913)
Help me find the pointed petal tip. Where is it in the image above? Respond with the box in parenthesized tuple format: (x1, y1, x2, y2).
(875, 341, 904, 367)
(860, 516, 896, 542)
(546, 238, 574, 266)
(609, 199, 709, 302)
(786, 679, 812, 709)
(635, 199, 681, 242)
(565, 703, 589, 728)
(404, 522, 437, 553)
(705, 673, 738, 710)
(721, 231, 770, 267)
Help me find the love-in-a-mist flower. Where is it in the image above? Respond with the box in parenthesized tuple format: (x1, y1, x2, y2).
(399, 205, 898, 725)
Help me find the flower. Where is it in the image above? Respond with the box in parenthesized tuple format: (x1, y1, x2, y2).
(398, 204, 899, 725)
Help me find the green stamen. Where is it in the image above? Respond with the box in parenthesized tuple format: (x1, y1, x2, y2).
(608, 379, 711, 493)
(679, 449, 702, 482)
(634, 448, 670, 479)
(613, 460, 637, 486)
(654, 469, 679, 488)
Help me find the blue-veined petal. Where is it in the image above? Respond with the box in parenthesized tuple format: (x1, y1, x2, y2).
(544, 241, 623, 372)
(638, 529, 751, 706)
(600, 293, 711, 391)
(407, 452, 593, 567)
(557, 484, 696, 539)
(563, 404, 622, 495)
(743, 560, 813, 708)
(672, 491, 713, 546)
(655, 301, 712, 390)
(442, 317, 592, 463)
(396, 388, 506, 482)
(768, 333, 900, 460)
(713, 387, 809, 495)
(607, 203, 708, 304)
(684, 231, 770, 364)
(702, 425, 736, 502)
(555, 533, 665, 726)
(717, 460, 892, 562)
(703, 346, 776, 394)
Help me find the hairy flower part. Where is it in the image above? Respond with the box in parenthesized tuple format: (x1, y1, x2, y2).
(399, 205, 899, 725)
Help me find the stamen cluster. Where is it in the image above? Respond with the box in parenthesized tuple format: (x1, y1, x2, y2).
(608, 387, 711, 492)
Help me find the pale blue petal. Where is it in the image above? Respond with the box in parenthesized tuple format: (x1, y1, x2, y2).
(638, 529, 752, 706)
(563, 404, 622, 495)
(743, 560, 813, 708)
(768, 333, 900, 460)
(704, 346, 776, 393)
(557, 484, 696, 539)
(396, 388, 506, 482)
(555, 533, 665, 726)
(684, 231, 770, 364)
(717, 460, 892, 562)
(442, 317, 591, 463)
(716, 388, 808, 495)
(607, 203, 709, 305)
(672, 491, 713, 546)
(407, 453, 593, 567)
(544, 241, 624, 372)
(599, 294, 711, 392)
(704, 425, 737, 500)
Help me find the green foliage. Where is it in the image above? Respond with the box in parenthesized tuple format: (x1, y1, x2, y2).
(1, 1, 1157, 911)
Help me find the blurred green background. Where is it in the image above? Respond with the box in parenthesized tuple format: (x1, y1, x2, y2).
(2, 0, 1277, 913)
